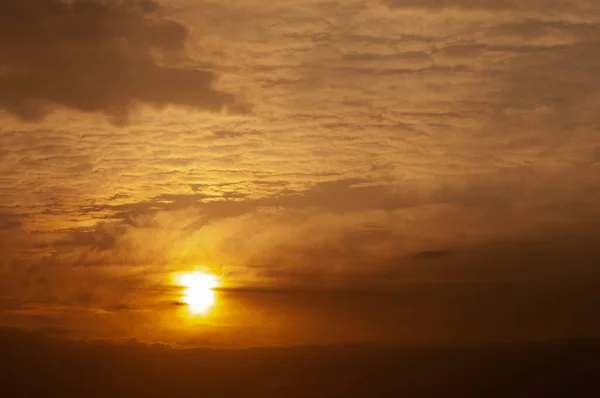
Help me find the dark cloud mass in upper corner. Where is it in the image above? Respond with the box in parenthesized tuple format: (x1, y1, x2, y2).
(0, 0, 237, 123)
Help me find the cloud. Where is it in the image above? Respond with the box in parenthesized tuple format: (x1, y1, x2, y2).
(0, 211, 25, 231)
(411, 250, 453, 260)
(381, 0, 515, 11)
(3, 327, 600, 396)
(2, 199, 600, 345)
(1, 0, 600, 345)
(380, 0, 600, 16)
(594, 147, 600, 163)
(0, 0, 241, 123)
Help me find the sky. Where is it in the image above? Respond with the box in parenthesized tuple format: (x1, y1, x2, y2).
(1, 0, 600, 347)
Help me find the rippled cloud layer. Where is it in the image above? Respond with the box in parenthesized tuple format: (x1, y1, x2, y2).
(1, 0, 599, 345)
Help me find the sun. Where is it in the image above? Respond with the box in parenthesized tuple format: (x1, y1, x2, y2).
(176, 271, 219, 315)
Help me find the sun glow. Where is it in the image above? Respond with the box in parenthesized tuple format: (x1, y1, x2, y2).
(177, 271, 219, 315)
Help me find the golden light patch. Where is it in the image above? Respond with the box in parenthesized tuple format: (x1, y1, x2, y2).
(176, 271, 219, 315)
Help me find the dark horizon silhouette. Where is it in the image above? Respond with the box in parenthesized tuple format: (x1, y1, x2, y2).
(2, 328, 600, 397)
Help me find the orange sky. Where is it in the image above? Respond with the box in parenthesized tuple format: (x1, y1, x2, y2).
(1, 0, 600, 347)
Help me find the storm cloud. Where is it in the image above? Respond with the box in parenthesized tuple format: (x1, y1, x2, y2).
(0, 0, 239, 122)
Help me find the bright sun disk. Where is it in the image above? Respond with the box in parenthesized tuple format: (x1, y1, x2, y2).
(177, 271, 219, 315)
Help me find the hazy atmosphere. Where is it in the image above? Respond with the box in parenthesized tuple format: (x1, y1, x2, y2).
(1, 0, 600, 350)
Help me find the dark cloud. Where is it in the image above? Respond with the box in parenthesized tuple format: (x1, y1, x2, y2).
(594, 147, 600, 163)
(0, 297, 23, 312)
(382, 0, 516, 11)
(380, 0, 596, 14)
(0, 211, 24, 231)
(0, 0, 240, 123)
(34, 326, 72, 337)
(1, 327, 600, 397)
(220, 281, 600, 342)
(486, 20, 600, 40)
(411, 250, 453, 260)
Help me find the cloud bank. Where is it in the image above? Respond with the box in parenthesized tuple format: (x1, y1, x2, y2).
(0, 0, 599, 345)
(0, 0, 239, 122)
